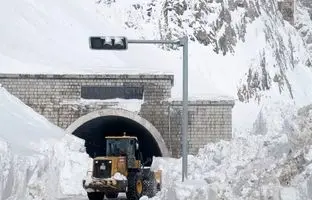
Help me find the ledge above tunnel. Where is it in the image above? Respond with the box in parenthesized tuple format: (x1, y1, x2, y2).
(65, 108, 170, 162)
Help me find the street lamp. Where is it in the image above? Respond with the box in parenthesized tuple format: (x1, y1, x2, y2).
(89, 36, 189, 181)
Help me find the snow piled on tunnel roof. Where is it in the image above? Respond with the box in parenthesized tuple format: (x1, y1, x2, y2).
(61, 98, 144, 113)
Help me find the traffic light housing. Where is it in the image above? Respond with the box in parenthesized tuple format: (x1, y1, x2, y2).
(89, 36, 128, 50)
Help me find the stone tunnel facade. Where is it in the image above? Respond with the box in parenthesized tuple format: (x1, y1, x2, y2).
(0, 73, 234, 157)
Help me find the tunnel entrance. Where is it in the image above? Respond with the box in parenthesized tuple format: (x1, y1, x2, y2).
(65, 109, 169, 166)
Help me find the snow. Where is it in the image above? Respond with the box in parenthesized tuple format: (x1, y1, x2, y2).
(97, 0, 310, 99)
(62, 98, 144, 113)
(0, 86, 63, 153)
(90, 0, 312, 132)
(160, 180, 215, 200)
(0, 86, 91, 200)
(304, 147, 312, 162)
(1, 0, 312, 199)
(112, 172, 127, 181)
(146, 101, 312, 200)
(2, 0, 311, 104)
(55, 135, 91, 196)
(0, 0, 176, 75)
(0, 0, 312, 113)
(280, 188, 298, 200)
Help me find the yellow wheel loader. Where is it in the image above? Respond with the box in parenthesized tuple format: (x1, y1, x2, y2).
(82, 135, 162, 200)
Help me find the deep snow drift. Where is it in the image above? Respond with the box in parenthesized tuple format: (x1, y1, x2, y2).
(0, 86, 90, 200)
(146, 101, 312, 200)
(0, 85, 63, 152)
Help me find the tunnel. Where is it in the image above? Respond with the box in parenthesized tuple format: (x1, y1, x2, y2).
(65, 109, 169, 166)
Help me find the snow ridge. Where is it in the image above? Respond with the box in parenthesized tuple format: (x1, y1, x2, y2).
(148, 102, 312, 200)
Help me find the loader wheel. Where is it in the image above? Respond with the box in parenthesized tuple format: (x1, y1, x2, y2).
(106, 193, 118, 199)
(87, 192, 104, 200)
(143, 171, 158, 198)
(126, 172, 143, 200)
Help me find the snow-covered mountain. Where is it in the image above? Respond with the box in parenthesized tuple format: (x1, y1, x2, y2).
(95, 0, 312, 105)
(1, 0, 312, 106)
(296, 0, 312, 57)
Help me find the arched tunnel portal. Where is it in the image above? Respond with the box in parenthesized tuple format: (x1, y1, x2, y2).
(65, 109, 169, 166)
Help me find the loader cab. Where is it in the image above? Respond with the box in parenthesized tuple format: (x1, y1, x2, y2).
(105, 136, 142, 168)
(106, 137, 139, 156)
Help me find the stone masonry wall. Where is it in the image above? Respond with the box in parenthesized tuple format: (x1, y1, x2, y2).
(141, 100, 234, 157)
(0, 73, 173, 127)
(0, 73, 234, 158)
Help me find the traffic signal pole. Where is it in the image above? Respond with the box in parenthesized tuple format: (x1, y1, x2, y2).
(181, 36, 188, 182)
(127, 39, 179, 45)
(128, 38, 189, 181)
(89, 36, 189, 181)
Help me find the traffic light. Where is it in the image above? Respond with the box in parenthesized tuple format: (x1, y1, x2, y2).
(89, 36, 128, 50)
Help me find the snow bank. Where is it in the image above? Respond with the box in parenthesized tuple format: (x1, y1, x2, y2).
(0, 86, 64, 153)
(0, 85, 64, 199)
(0, 86, 91, 200)
(145, 101, 312, 200)
(54, 135, 91, 196)
(0, 135, 90, 200)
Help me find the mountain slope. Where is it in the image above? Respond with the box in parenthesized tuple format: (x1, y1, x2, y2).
(95, 0, 312, 104)
(296, 0, 312, 58)
(0, 0, 178, 75)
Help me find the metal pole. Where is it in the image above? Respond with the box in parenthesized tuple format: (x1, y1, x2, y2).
(180, 36, 188, 181)
(128, 39, 180, 45)
(168, 105, 172, 155)
(115, 37, 189, 181)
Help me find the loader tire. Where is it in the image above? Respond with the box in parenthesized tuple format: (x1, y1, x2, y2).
(126, 171, 143, 200)
(143, 171, 158, 198)
(87, 192, 104, 200)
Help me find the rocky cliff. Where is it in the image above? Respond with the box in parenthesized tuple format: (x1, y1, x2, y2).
(96, 0, 312, 104)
